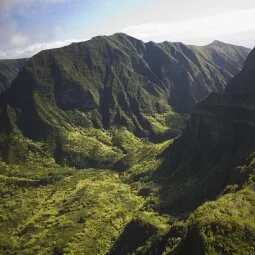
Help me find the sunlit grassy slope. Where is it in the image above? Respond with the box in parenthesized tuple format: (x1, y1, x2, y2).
(0, 127, 173, 255)
(1, 100, 254, 255)
(140, 155, 255, 255)
(0, 34, 253, 255)
(1, 123, 254, 255)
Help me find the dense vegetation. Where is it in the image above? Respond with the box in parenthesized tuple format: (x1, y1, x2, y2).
(0, 128, 173, 254)
(0, 34, 249, 142)
(1, 126, 254, 254)
(0, 34, 254, 254)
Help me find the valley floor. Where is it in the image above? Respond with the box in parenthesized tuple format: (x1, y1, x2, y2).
(0, 128, 172, 254)
(0, 127, 255, 255)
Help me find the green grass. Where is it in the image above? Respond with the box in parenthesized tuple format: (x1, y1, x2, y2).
(142, 111, 185, 136)
(0, 126, 171, 255)
(135, 211, 170, 233)
(1, 122, 255, 255)
(59, 127, 124, 167)
(156, 155, 255, 255)
(0, 32, 253, 255)
(0, 166, 144, 255)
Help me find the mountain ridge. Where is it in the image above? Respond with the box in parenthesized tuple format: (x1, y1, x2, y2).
(0, 33, 250, 167)
(110, 43, 255, 255)
(156, 44, 255, 214)
(0, 58, 27, 94)
(0, 33, 254, 254)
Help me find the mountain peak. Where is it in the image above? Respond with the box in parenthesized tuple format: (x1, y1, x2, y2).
(111, 32, 143, 43)
(212, 40, 223, 44)
(210, 40, 227, 46)
(208, 40, 250, 50)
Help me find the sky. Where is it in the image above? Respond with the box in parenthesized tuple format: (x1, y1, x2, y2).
(0, 0, 255, 59)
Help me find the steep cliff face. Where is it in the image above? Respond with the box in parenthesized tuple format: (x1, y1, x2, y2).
(0, 58, 27, 93)
(0, 34, 250, 169)
(113, 47, 255, 255)
(0, 33, 250, 138)
(157, 47, 255, 214)
(151, 40, 250, 112)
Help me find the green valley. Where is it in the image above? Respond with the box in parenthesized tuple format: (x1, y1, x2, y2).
(0, 33, 254, 255)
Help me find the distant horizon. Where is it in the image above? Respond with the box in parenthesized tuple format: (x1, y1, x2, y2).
(0, 32, 253, 60)
(0, 0, 254, 59)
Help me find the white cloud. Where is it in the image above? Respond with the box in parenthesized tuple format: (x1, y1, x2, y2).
(122, 8, 255, 46)
(0, 1, 254, 59)
(0, 39, 80, 59)
(0, 0, 79, 58)
(11, 35, 29, 47)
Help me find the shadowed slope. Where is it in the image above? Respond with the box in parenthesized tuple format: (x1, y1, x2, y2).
(108, 47, 255, 255)
(156, 46, 255, 214)
(0, 34, 250, 168)
(0, 58, 27, 93)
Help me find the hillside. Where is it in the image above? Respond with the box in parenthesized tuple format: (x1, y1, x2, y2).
(137, 47, 255, 254)
(0, 58, 27, 94)
(0, 34, 253, 255)
(0, 34, 250, 168)
(106, 46, 255, 255)
(155, 46, 255, 214)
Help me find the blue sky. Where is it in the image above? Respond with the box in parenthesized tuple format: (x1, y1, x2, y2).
(0, 0, 255, 58)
